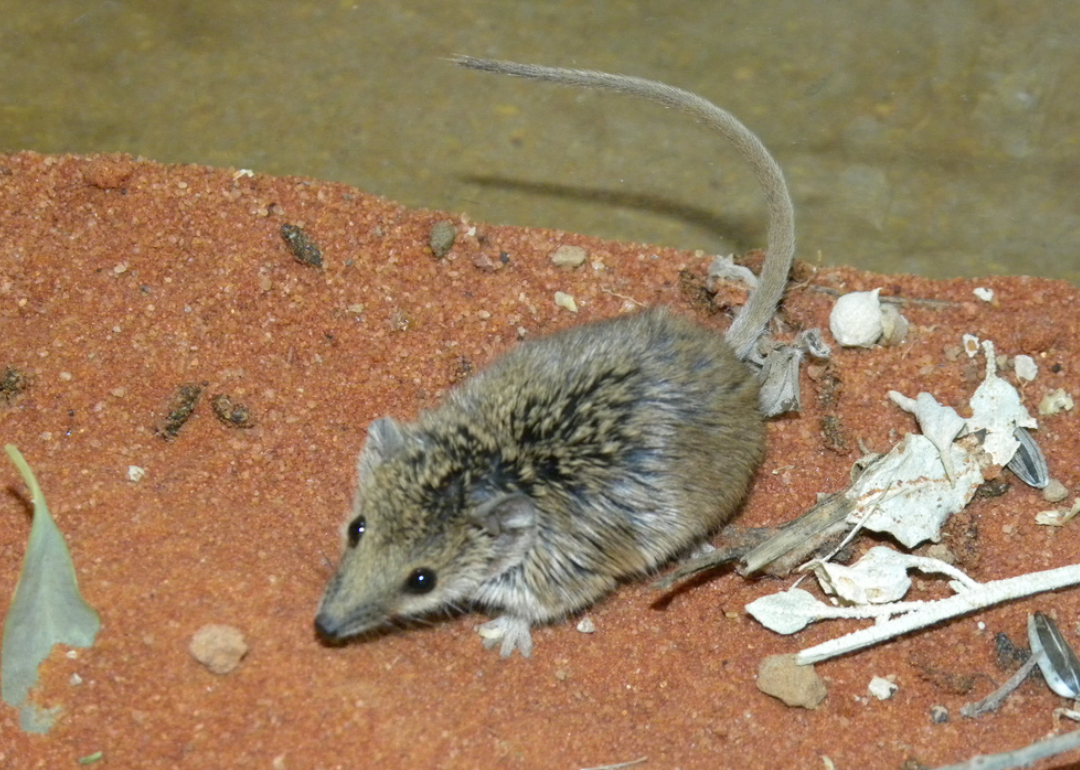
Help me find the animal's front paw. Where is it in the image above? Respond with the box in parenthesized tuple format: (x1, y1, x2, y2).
(475, 615, 534, 658)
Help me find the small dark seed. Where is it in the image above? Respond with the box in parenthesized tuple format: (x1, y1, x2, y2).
(0, 366, 29, 405)
(280, 224, 323, 268)
(1028, 611, 1080, 698)
(210, 394, 255, 428)
(1008, 427, 1049, 489)
(156, 383, 203, 440)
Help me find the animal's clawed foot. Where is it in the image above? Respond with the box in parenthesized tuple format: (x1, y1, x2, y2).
(475, 615, 534, 658)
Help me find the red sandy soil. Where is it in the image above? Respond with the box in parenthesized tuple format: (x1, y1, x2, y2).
(2, 152, 1080, 769)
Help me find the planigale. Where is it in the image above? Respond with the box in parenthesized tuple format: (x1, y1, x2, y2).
(315, 56, 796, 657)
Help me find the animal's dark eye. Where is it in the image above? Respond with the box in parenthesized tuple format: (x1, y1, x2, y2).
(346, 516, 366, 548)
(404, 567, 437, 594)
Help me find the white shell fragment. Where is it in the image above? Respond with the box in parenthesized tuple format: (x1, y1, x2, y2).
(962, 334, 980, 357)
(1014, 355, 1038, 383)
(973, 287, 994, 302)
(848, 434, 983, 548)
(888, 391, 967, 482)
(829, 289, 883, 347)
(127, 465, 146, 482)
(553, 291, 578, 313)
(1028, 612, 1080, 699)
(966, 341, 1038, 468)
(1039, 388, 1074, 415)
(1035, 498, 1080, 527)
(868, 676, 898, 700)
(807, 546, 978, 606)
(878, 303, 909, 347)
(746, 588, 831, 635)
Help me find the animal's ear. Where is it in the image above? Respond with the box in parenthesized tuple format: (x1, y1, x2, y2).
(357, 417, 406, 484)
(470, 494, 539, 574)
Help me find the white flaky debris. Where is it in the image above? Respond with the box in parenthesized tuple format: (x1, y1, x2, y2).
(807, 546, 978, 606)
(706, 253, 758, 290)
(1039, 388, 1075, 415)
(868, 676, 898, 700)
(746, 588, 838, 635)
(878, 304, 909, 346)
(746, 335, 1064, 671)
(966, 341, 1038, 467)
(553, 291, 578, 313)
(1014, 355, 1038, 383)
(1035, 499, 1080, 527)
(848, 434, 983, 548)
(888, 391, 967, 482)
(962, 334, 980, 357)
(973, 287, 994, 302)
(792, 563, 1080, 664)
(829, 289, 883, 347)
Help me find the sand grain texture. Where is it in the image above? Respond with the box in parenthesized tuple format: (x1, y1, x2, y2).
(2, 152, 1080, 769)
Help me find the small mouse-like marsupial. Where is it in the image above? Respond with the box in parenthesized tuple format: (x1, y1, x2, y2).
(314, 56, 796, 657)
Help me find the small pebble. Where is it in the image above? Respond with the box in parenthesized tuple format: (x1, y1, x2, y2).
(189, 624, 248, 674)
(576, 617, 596, 634)
(1042, 479, 1069, 503)
(550, 244, 587, 268)
(756, 654, 827, 709)
(868, 676, 898, 700)
(554, 291, 578, 313)
(930, 705, 949, 723)
(428, 220, 456, 258)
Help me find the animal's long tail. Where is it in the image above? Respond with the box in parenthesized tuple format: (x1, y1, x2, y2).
(452, 55, 795, 361)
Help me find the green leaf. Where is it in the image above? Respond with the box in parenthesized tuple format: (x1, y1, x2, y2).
(2, 445, 101, 733)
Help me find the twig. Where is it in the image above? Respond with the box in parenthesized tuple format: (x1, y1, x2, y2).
(929, 729, 1080, 770)
(959, 651, 1042, 718)
(580, 757, 647, 770)
(796, 563, 1080, 665)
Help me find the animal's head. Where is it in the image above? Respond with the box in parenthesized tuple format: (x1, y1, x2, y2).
(314, 416, 538, 642)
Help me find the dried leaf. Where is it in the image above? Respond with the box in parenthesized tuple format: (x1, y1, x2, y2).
(1, 446, 101, 733)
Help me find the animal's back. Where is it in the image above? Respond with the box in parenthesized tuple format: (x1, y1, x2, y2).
(425, 307, 764, 621)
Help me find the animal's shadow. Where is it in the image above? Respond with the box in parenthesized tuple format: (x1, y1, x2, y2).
(458, 173, 764, 252)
